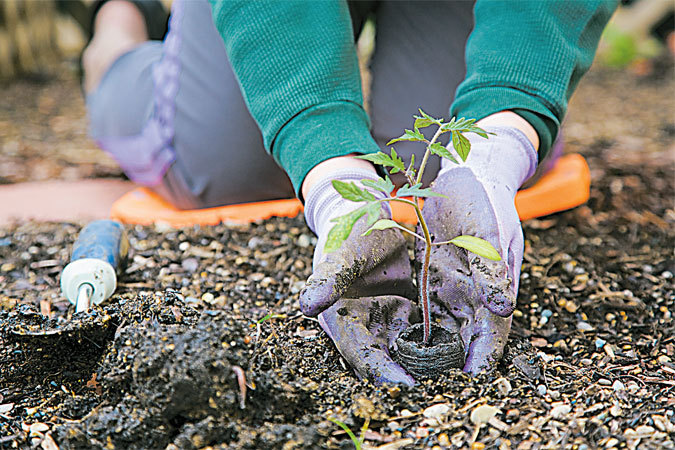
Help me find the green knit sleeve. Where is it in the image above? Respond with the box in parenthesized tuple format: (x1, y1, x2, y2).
(450, 0, 618, 159)
(208, 0, 379, 196)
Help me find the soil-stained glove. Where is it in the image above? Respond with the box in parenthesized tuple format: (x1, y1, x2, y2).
(319, 295, 419, 386)
(300, 168, 418, 385)
(419, 126, 537, 374)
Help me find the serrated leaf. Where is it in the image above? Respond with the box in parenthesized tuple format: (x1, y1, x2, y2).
(356, 151, 405, 174)
(441, 118, 491, 140)
(397, 183, 449, 199)
(362, 219, 400, 236)
(332, 180, 376, 202)
(361, 176, 395, 195)
(364, 202, 383, 227)
(414, 116, 435, 130)
(449, 235, 501, 261)
(429, 142, 459, 165)
(355, 152, 392, 167)
(386, 129, 427, 145)
(451, 131, 471, 161)
(388, 148, 405, 174)
(417, 108, 443, 125)
(324, 206, 368, 253)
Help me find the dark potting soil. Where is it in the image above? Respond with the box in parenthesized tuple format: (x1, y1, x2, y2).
(1, 137, 673, 448)
(1, 63, 674, 448)
(395, 323, 465, 380)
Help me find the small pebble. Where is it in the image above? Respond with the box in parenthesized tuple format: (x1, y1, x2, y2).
(537, 385, 547, 396)
(438, 433, 449, 446)
(612, 380, 625, 391)
(610, 403, 622, 417)
(297, 234, 311, 248)
(661, 271, 673, 279)
(595, 338, 606, 349)
(29, 422, 49, 433)
(423, 403, 450, 419)
(598, 378, 611, 386)
(635, 425, 655, 435)
(0, 404, 14, 414)
(247, 237, 263, 249)
(415, 427, 429, 439)
(541, 309, 553, 318)
(538, 352, 554, 363)
(181, 258, 199, 272)
(201, 292, 215, 303)
(495, 377, 512, 395)
(470, 404, 499, 425)
(565, 302, 578, 313)
(577, 321, 593, 331)
(550, 403, 571, 419)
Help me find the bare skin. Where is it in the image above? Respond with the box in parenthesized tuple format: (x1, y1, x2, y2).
(300, 110, 540, 197)
(82, 0, 148, 94)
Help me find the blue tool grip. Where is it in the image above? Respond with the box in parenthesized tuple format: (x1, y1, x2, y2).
(71, 220, 129, 271)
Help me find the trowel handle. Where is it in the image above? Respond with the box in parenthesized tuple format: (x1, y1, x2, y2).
(71, 220, 129, 271)
(61, 220, 129, 309)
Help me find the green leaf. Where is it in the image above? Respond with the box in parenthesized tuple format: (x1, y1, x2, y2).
(449, 235, 502, 261)
(362, 219, 401, 236)
(429, 142, 459, 165)
(386, 129, 427, 145)
(397, 183, 449, 199)
(440, 117, 491, 139)
(332, 180, 376, 202)
(361, 176, 395, 195)
(364, 202, 382, 227)
(414, 116, 435, 130)
(417, 108, 443, 125)
(451, 131, 471, 162)
(413, 109, 442, 130)
(323, 206, 368, 253)
(356, 151, 405, 174)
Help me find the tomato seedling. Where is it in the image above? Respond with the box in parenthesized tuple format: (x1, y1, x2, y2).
(325, 109, 502, 345)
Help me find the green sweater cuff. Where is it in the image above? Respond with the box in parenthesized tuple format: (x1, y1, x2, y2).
(275, 101, 381, 197)
(450, 86, 560, 160)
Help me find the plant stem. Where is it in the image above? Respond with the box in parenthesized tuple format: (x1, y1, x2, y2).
(383, 198, 433, 345)
(417, 207, 433, 345)
(415, 125, 444, 186)
(413, 124, 445, 345)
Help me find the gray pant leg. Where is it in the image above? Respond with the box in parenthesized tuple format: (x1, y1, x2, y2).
(369, 1, 475, 186)
(87, 0, 294, 210)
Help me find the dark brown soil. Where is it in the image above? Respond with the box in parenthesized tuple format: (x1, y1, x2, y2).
(1, 58, 674, 448)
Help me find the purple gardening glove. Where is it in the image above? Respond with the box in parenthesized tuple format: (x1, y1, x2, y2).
(419, 126, 537, 374)
(300, 168, 418, 385)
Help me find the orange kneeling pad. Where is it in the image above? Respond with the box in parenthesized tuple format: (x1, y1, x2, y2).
(110, 153, 590, 227)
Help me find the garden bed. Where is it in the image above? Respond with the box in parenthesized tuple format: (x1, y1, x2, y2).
(0, 61, 673, 449)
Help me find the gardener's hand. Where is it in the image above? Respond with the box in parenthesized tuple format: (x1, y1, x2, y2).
(300, 167, 416, 316)
(420, 122, 538, 374)
(299, 165, 417, 385)
(319, 295, 419, 386)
